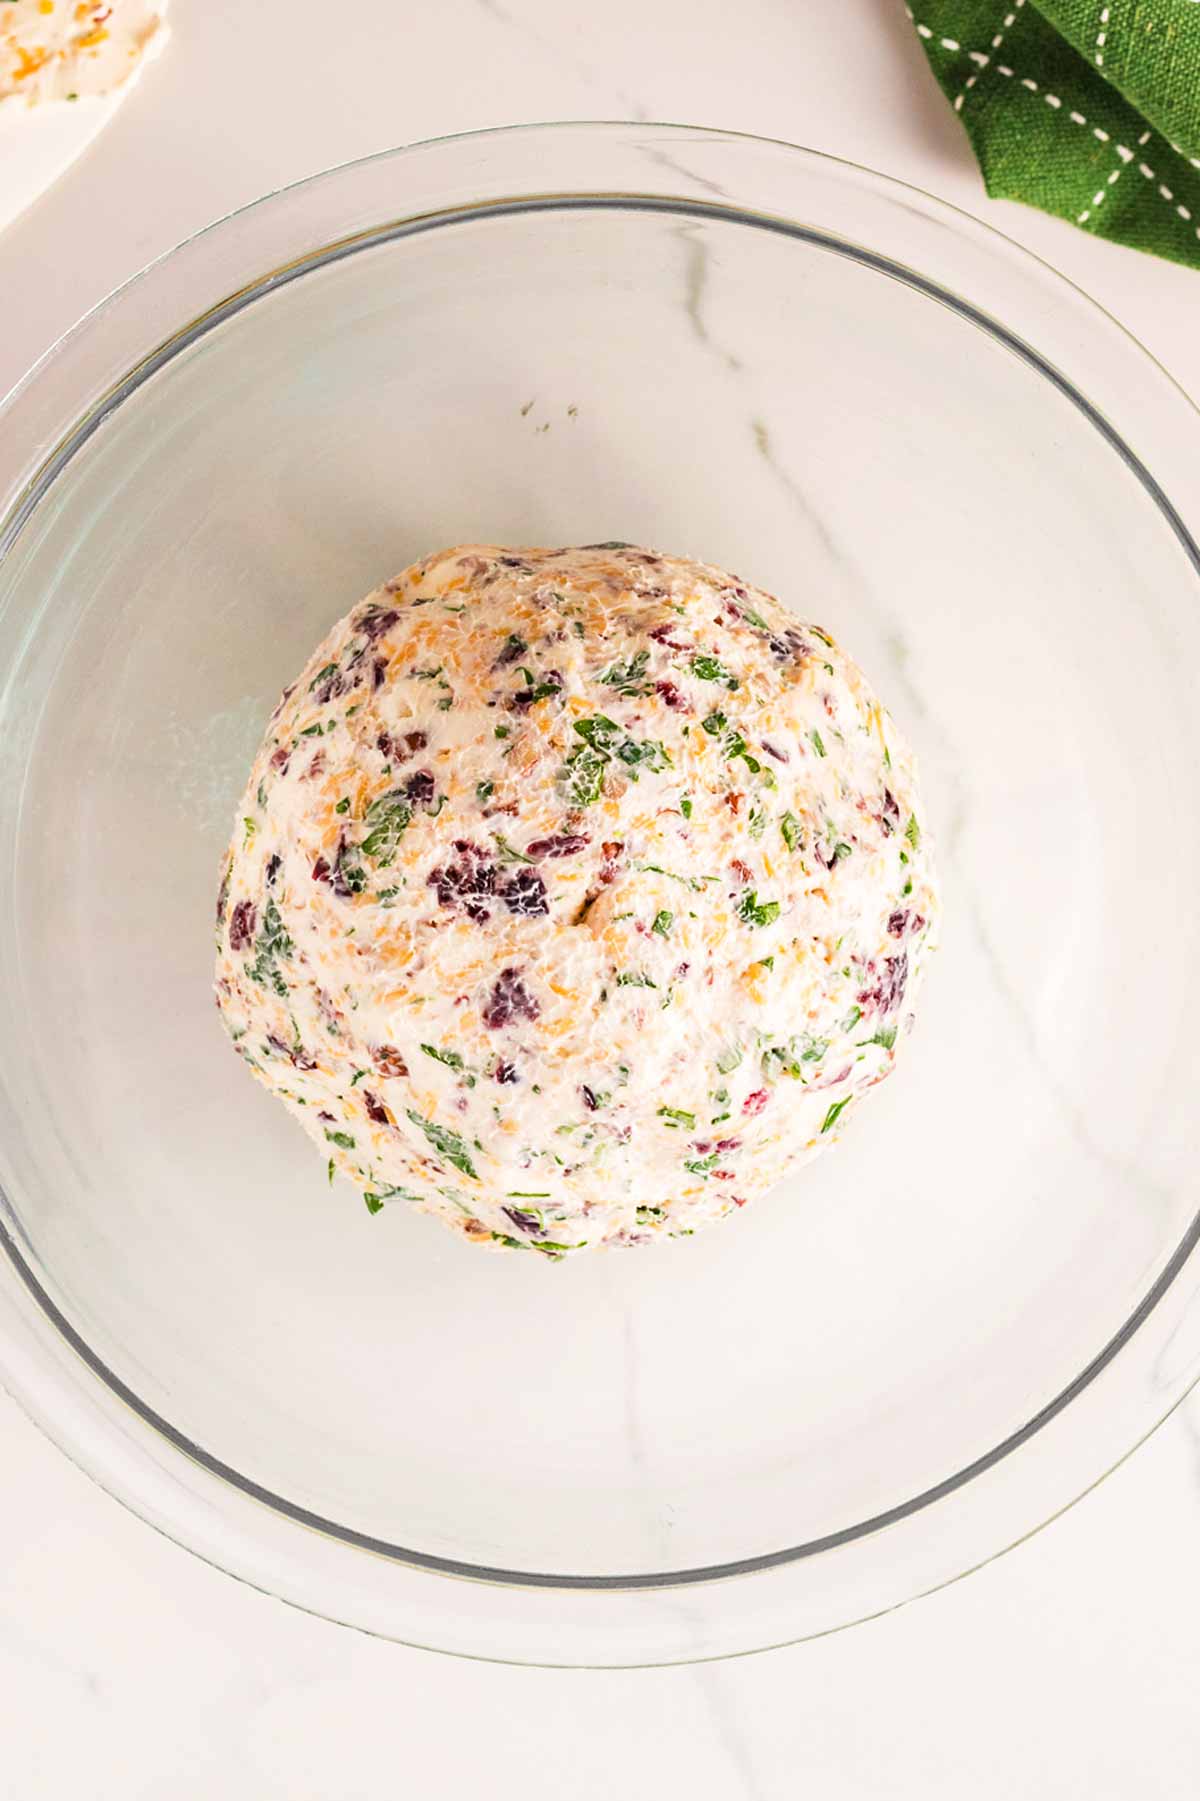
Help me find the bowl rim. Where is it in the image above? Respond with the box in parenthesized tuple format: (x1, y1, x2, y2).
(2, 118, 1199, 1664)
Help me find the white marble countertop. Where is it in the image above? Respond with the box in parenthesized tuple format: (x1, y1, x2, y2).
(3, 1, 1200, 1794)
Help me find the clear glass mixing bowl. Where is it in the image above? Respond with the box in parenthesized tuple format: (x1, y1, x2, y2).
(1, 123, 1199, 1667)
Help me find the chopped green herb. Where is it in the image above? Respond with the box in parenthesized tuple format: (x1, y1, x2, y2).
(780, 812, 802, 852)
(350, 1069, 367, 1086)
(476, 780, 494, 806)
(821, 1096, 852, 1134)
(651, 909, 674, 937)
(842, 1005, 862, 1033)
(810, 626, 834, 648)
(738, 890, 781, 928)
(658, 1105, 696, 1130)
(256, 780, 268, 810)
(574, 715, 622, 753)
(507, 1191, 552, 1199)
(421, 1043, 465, 1072)
(492, 833, 534, 864)
(494, 725, 510, 739)
(406, 1109, 478, 1180)
(299, 722, 325, 737)
(327, 1158, 336, 1185)
(324, 1129, 356, 1150)
(598, 647, 651, 695)
(684, 1153, 719, 1176)
(500, 633, 527, 661)
(242, 817, 256, 845)
(364, 1192, 385, 1215)
(681, 795, 693, 819)
(335, 796, 351, 815)
(616, 737, 671, 776)
(701, 710, 727, 737)
(637, 1205, 665, 1224)
(904, 814, 921, 850)
(413, 664, 443, 680)
(716, 1046, 743, 1075)
(759, 956, 775, 972)
(831, 842, 853, 863)
(810, 729, 827, 758)
(741, 607, 770, 630)
(691, 654, 739, 689)
(360, 794, 412, 865)
(616, 971, 658, 988)
(872, 1026, 898, 1051)
(247, 898, 293, 999)
(560, 744, 609, 807)
(748, 805, 766, 839)
(310, 662, 338, 690)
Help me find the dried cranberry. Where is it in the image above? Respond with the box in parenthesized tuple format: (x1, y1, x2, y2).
(494, 1060, 519, 1084)
(404, 769, 436, 805)
(317, 1110, 335, 1123)
(265, 854, 281, 886)
(525, 833, 589, 860)
(372, 657, 388, 691)
(582, 1085, 600, 1110)
(482, 968, 540, 1030)
(881, 788, 901, 832)
(269, 746, 290, 773)
(404, 731, 428, 755)
(229, 899, 256, 951)
(730, 858, 753, 885)
(715, 1137, 741, 1152)
(312, 856, 331, 883)
(649, 624, 689, 651)
(429, 841, 497, 922)
(355, 606, 400, 642)
(767, 627, 811, 662)
(887, 909, 909, 937)
(495, 635, 526, 667)
(743, 1089, 769, 1116)
(762, 739, 789, 764)
(858, 952, 908, 1016)
(500, 868, 549, 917)
(654, 679, 685, 710)
(362, 1090, 392, 1126)
(372, 1045, 409, 1078)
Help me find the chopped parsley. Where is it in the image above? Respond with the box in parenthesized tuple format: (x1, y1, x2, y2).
(737, 890, 780, 928)
(475, 780, 494, 806)
(420, 1043, 465, 1072)
(658, 1105, 696, 1130)
(681, 795, 693, 819)
(821, 1096, 852, 1133)
(598, 647, 651, 695)
(905, 814, 921, 849)
(406, 1109, 479, 1181)
(810, 729, 827, 758)
(324, 1129, 356, 1150)
(691, 654, 739, 690)
(780, 812, 801, 852)
(247, 898, 293, 998)
(651, 909, 674, 937)
(616, 971, 658, 988)
(360, 792, 412, 864)
(335, 796, 351, 815)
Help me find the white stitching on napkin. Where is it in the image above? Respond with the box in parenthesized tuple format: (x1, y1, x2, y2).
(1095, 5, 1109, 68)
(908, 15, 1200, 242)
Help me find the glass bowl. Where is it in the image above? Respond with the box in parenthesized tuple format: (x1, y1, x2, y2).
(2, 123, 1199, 1668)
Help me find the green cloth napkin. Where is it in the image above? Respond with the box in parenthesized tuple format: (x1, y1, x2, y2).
(908, 0, 1200, 269)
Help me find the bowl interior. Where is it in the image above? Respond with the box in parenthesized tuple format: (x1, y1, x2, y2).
(2, 194, 1199, 1581)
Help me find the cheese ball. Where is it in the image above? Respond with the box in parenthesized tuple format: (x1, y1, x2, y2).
(214, 545, 939, 1257)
